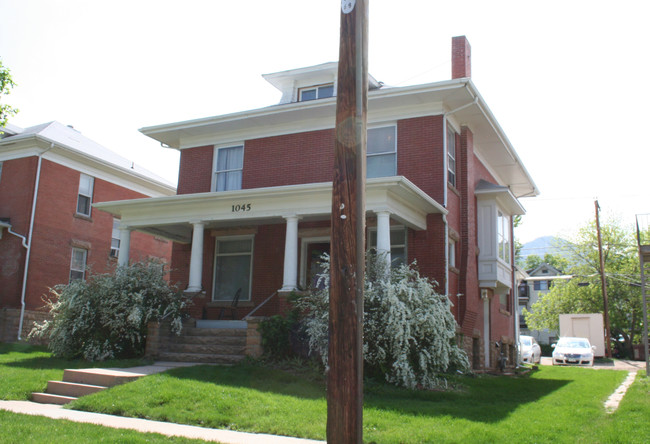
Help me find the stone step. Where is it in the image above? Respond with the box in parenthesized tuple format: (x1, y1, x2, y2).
(157, 352, 246, 365)
(63, 368, 144, 387)
(183, 327, 247, 337)
(46, 380, 107, 398)
(164, 334, 246, 346)
(31, 392, 77, 405)
(164, 343, 246, 355)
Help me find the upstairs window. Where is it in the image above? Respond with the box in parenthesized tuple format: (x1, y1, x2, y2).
(110, 218, 120, 258)
(0, 161, 3, 183)
(497, 211, 510, 263)
(299, 84, 334, 101)
(70, 247, 87, 281)
(214, 145, 244, 191)
(77, 174, 94, 217)
(534, 280, 550, 291)
(447, 126, 457, 187)
(367, 126, 397, 178)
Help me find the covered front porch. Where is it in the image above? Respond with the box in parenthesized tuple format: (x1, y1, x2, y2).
(95, 176, 446, 319)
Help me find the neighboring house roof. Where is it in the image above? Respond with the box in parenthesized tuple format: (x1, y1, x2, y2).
(527, 263, 564, 276)
(140, 64, 538, 198)
(0, 121, 175, 197)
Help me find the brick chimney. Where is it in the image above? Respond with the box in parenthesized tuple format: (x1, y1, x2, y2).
(452, 36, 471, 79)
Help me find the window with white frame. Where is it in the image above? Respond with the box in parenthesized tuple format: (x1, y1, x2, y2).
(299, 84, 334, 101)
(214, 145, 244, 191)
(497, 211, 510, 263)
(447, 126, 457, 187)
(367, 126, 397, 179)
(76, 174, 94, 217)
(213, 237, 253, 301)
(70, 247, 87, 281)
(110, 218, 120, 258)
(368, 226, 407, 268)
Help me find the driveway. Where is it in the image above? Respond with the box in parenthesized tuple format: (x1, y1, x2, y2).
(539, 356, 646, 370)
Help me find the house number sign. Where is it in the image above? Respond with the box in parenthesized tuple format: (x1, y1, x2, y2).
(231, 203, 252, 212)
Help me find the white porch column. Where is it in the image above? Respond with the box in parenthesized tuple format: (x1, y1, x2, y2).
(187, 222, 205, 292)
(281, 215, 300, 292)
(117, 227, 131, 267)
(376, 211, 392, 274)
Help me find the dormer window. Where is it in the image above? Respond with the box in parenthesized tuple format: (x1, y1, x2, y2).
(299, 84, 334, 102)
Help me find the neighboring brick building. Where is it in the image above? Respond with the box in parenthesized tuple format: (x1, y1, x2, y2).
(0, 121, 175, 342)
(97, 36, 539, 369)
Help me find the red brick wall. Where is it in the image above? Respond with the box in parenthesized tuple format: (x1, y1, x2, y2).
(177, 145, 213, 194)
(0, 157, 38, 308)
(2, 158, 171, 312)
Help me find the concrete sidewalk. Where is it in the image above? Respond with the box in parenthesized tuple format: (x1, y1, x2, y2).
(0, 361, 325, 444)
(0, 400, 324, 443)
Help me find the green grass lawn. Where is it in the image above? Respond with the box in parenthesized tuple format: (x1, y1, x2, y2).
(2, 343, 649, 443)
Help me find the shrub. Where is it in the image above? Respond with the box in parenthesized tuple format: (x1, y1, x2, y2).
(297, 253, 469, 390)
(30, 260, 190, 361)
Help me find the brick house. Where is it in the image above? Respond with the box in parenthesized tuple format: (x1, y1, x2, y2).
(0, 121, 175, 342)
(97, 36, 538, 369)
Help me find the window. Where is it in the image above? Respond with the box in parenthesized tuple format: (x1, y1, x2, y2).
(367, 126, 397, 178)
(299, 84, 334, 101)
(76, 174, 94, 217)
(70, 247, 87, 281)
(214, 145, 244, 191)
(448, 239, 456, 268)
(368, 227, 407, 268)
(213, 237, 253, 301)
(447, 126, 457, 187)
(534, 280, 549, 291)
(0, 161, 3, 183)
(497, 211, 510, 263)
(110, 219, 120, 258)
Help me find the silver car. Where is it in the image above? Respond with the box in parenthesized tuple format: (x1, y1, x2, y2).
(519, 335, 542, 364)
(552, 337, 595, 366)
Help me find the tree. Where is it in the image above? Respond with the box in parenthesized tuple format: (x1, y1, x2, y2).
(298, 253, 469, 390)
(524, 216, 643, 357)
(30, 261, 190, 361)
(0, 59, 18, 129)
(524, 253, 570, 274)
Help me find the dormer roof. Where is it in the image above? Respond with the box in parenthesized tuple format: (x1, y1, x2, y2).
(262, 62, 382, 104)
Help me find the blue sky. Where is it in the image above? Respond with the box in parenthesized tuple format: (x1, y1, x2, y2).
(1, 0, 648, 243)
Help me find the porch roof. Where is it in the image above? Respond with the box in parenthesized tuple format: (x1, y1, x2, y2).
(94, 176, 447, 243)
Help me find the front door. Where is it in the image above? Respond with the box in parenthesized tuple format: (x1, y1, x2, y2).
(306, 242, 330, 289)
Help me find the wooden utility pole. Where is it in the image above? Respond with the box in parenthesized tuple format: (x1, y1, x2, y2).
(328, 1, 368, 443)
(595, 200, 613, 358)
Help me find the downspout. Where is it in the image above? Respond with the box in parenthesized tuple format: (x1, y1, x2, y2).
(17, 142, 54, 340)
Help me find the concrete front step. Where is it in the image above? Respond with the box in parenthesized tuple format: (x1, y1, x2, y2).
(164, 343, 246, 355)
(63, 368, 144, 387)
(183, 327, 247, 337)
(31, 392, 77, 405)
(157, 351, 246, 364)
(46, 380, 106, 398)
(165, 334, 247, 346)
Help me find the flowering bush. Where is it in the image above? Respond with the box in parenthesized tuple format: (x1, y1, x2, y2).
(298, 253, 469, 390)
(30, 260, 189, 361)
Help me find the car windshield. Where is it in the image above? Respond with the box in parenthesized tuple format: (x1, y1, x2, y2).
(521, 337, 532, 346)
(557, 338, 589, 349)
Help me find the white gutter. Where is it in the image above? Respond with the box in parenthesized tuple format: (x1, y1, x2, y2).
(17, 142, 53, 340)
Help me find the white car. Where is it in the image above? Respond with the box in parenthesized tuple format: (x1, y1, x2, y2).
(519, 335, 542, 364)
(552, 337, 596, 366)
